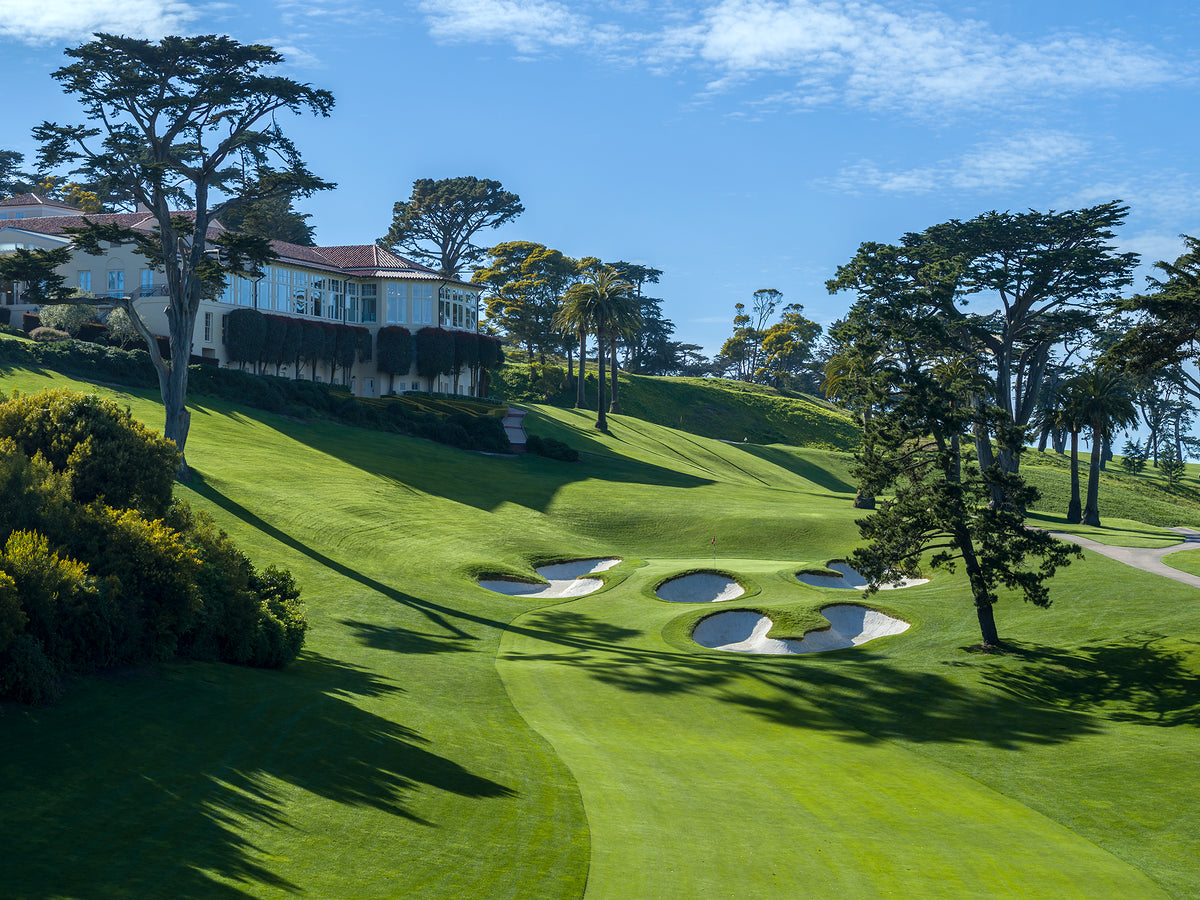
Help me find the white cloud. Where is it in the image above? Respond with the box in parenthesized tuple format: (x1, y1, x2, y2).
(0, 0, 200, 44)
(661, 0, 1178, 113)
(417, 0, 591, 53)
(829, 131, 1090, 195)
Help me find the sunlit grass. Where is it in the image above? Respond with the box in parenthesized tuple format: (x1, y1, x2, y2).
(0, 363, 1196, 898)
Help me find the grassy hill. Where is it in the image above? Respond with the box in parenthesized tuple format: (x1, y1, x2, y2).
(495, 360, 860, 450)
(0, 361, 1197, 898)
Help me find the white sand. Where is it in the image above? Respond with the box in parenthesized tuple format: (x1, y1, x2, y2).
(692, 604, 910, 655)
(478, 558, 620, 599)
(656, 572, 745, 603)
(796, 561, 928, 591)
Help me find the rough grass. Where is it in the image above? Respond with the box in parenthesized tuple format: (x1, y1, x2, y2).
(0, 363, 1196, 898)
(495, 358, 860, 451)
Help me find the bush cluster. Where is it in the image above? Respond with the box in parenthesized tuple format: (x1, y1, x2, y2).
(0, 390, 308, 703)
(526, 434, 579, 462)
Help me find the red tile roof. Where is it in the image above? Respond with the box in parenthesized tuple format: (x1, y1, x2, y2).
(1, 215, 477, 288)
(0, 193, 84, 212)
(0, 210, 207, 236)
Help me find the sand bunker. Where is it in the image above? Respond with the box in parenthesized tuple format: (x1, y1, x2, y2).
(796, 561, 928, 591)
(692, 604, 909, 655)
(479, 558, 620, 599)
(656, 572, 745, 603)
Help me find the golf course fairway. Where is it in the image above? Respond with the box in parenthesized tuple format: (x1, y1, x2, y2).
(0, 362, 1197, 898)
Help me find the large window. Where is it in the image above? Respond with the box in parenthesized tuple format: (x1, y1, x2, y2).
(413, 283, 433, 324)
(310, 275, 324, 318)
(78, 271, 92, 293)
(106, 269, 124, 298)
(204, 311, 213, 343)
(386, 283, 406, 324)
(361, 284, 378, 323)
(139, 268, 155, 296)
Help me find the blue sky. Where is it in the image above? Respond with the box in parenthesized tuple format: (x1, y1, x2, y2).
(3, 1, 1198, 357)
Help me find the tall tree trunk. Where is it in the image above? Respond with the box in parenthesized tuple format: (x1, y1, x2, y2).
(609, 336, 621, 414)
(1067, 429, 1082, 523)
(161, 360, 191, 475)
(576, 328, 587, 409)
(854, 410, 876, 509)
(122, 296, 191, 477)
(595, 324, 608, 431)
(1083, 425, 1103, 526)
(957, 524, 1000, 647)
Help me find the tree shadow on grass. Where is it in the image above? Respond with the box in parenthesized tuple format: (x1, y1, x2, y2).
(739, 444, 857, 495)
(979, 634, 1200, 728)
(191, 474, 495, 644)
(500, 606, 1105, 751)
(0, 652, 514, 899)
(234, 406, 712, 515)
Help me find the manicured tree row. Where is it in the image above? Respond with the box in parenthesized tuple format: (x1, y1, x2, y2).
(416, 327, 456, 392)
(223, 310, 505, 395)
(224, 308, 267, 371)
(477, 334, 505, 398)
(376, 326, 413, 394)
(453, 329, 480, 394)
(226, 309, 370, 385)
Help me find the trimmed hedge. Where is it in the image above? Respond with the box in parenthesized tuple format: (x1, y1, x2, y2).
(526, 434, 579, 461)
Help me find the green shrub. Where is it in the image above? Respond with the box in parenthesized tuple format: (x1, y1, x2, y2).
(526, 434, 579, 461)
(0, 633, 62, 704)
(0, 438, 72, 542)
(0, 530, 96, 669)
(247, 565, 308, 668)
(0, 389, 179, 517)
(167, 503, 307, 668)
(377, 326, 413, 384)
(0, 571, 26, 655)
(37, 303, 94, 337)
(29, 326, 70, 343)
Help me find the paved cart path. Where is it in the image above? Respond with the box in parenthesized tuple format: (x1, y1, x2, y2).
(1051, 526, 1200, 589)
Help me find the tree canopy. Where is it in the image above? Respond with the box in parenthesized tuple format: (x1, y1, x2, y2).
(1109, 235, 1200, 401)
(378, 177, 523, 278)
(847, 340, 1080, 648)
(474, 241, 581, 367)
(34, 33, 334, 472)
(828, 202, 1137, 484)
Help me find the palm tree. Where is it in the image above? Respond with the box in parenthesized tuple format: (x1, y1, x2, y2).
(554, 284, 596, 410)
(604, 288, 642, 414)
(1052, 376, 1089, 524)
(1079, 369, 1137, 526)
(561, 268, 633, 430)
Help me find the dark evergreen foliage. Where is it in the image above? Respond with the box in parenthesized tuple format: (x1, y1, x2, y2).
(376, 326, 414, 393)
(224, 307, 268, 369)
(416, 327, 455, 386)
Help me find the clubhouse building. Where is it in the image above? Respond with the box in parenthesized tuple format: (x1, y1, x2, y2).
(0, 194, 486, 398)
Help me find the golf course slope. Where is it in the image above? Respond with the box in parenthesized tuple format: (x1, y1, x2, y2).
(0, 359, 1196, 899)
